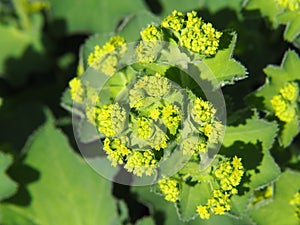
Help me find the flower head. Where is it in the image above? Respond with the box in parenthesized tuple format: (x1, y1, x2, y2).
(158, 178, 180, 202)
(271, 82, 299, 123)
(88, 36, 126, 75)
(140, 24, 163, 41)
(124, 150, 157, 176)
(69, 77, 84, 103)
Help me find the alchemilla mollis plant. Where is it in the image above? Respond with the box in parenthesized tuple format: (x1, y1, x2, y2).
(0, 0, 300, 225)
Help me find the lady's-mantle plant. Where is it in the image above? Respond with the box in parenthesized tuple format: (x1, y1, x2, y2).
(61, 7, 300, 224)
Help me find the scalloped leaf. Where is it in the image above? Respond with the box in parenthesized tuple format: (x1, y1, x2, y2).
(135, 217, 155, 225)
(277, 10, 300, 42)
(0, 152, 17, 201)
(48, 0, 148, 34)
(176, 182, 211, 221)
(244, 0, 279, 26)
(0, 113, 120, 225)
(251, 50, 300, 147)
(248, 170, 300, 225)
(198, 31, 247, 88)
(245, 0, 300, 43)
(0, 16, 49, 86)
(204, 0, 245, 14)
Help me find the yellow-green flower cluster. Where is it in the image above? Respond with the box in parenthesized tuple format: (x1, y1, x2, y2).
(290, 191, 300, 220)
(69, 77, 84, 103)
(191, 97, 224, 144)
(162, 104, 181, 135)
(103, 138, 131, 167)
(140, 24, 163, 41)
(161, 10, 185, 32)
(136, 41, 158, 63)
(181, 136, 207, 155)
(150, 129, 168, 150)
(162, 11, 222, 56)
(215, 156, 244, 194)
(129, 75, 170, 109)
(271, 82, 299, 123)
(277, 0, 300, 11)
(197, 190, 231, 219)
(197, 156, 244, 219)
(192, 97, 216, 123)
(87, 36, 126, 76)
(158, 178, 180, 202)
(124, 150, 157, 176)
(136, 117, 153, 139)
(93, 103, 126, 137)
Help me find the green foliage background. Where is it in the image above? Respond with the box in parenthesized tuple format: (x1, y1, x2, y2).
(0, 0, 300, 224)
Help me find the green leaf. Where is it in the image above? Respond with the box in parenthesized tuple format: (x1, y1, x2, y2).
(135, 217, 156, 225)
(132, 185, 183, 225)
(0, 113, 121, 225)
(245, 0, 300, 44)
(0, 17, 48, 86)
(244, 0, 279, 26)
(48, 0, 148, 34)
(204, 0, 244, 14)
(248, 170, 300, 225)
(0, 152, 17, 201)
(159, 0, 204, 17)
(177, 182, 211, 221)
(198, 31, 247, 88)
(277, 11, 300, 42)
(251, 50, 300, 147)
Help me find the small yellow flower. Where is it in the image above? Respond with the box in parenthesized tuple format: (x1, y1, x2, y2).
(124, 150, 157, 176)
(140, 24, 163, 41)
(196, 205, 211, 219)
(69, 77, 84, 103)
(290, 191, 300, 220)
(192, 98, 216, 123)
(103, 137, 131, 167)
(277, 0, 300, 11)
(150, 107, 161, 120)
(271, 82, 299, 123)
(158, 178, 180, 202)
(136, 117, 153, 140)
(162, 104, 181, 135)
(88, 36, 126, 75)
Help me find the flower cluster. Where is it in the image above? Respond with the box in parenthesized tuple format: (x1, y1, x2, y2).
(276, 0, 300, 11)
(290, 191, 300, 220)
(69, 77, 84, 103)
(87, 36, 126, 75)
(124, 150, 158, 176)
(68, 69, 223, 177)
(196, 156, 244, 219)
(161, 11, 222, 55)
(271, 82, 299, 122)
(136, 10, 222, 63)
(214, 156, 244, 194)
(67, 12, 226, 209)
(158, 178, 180, 202)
